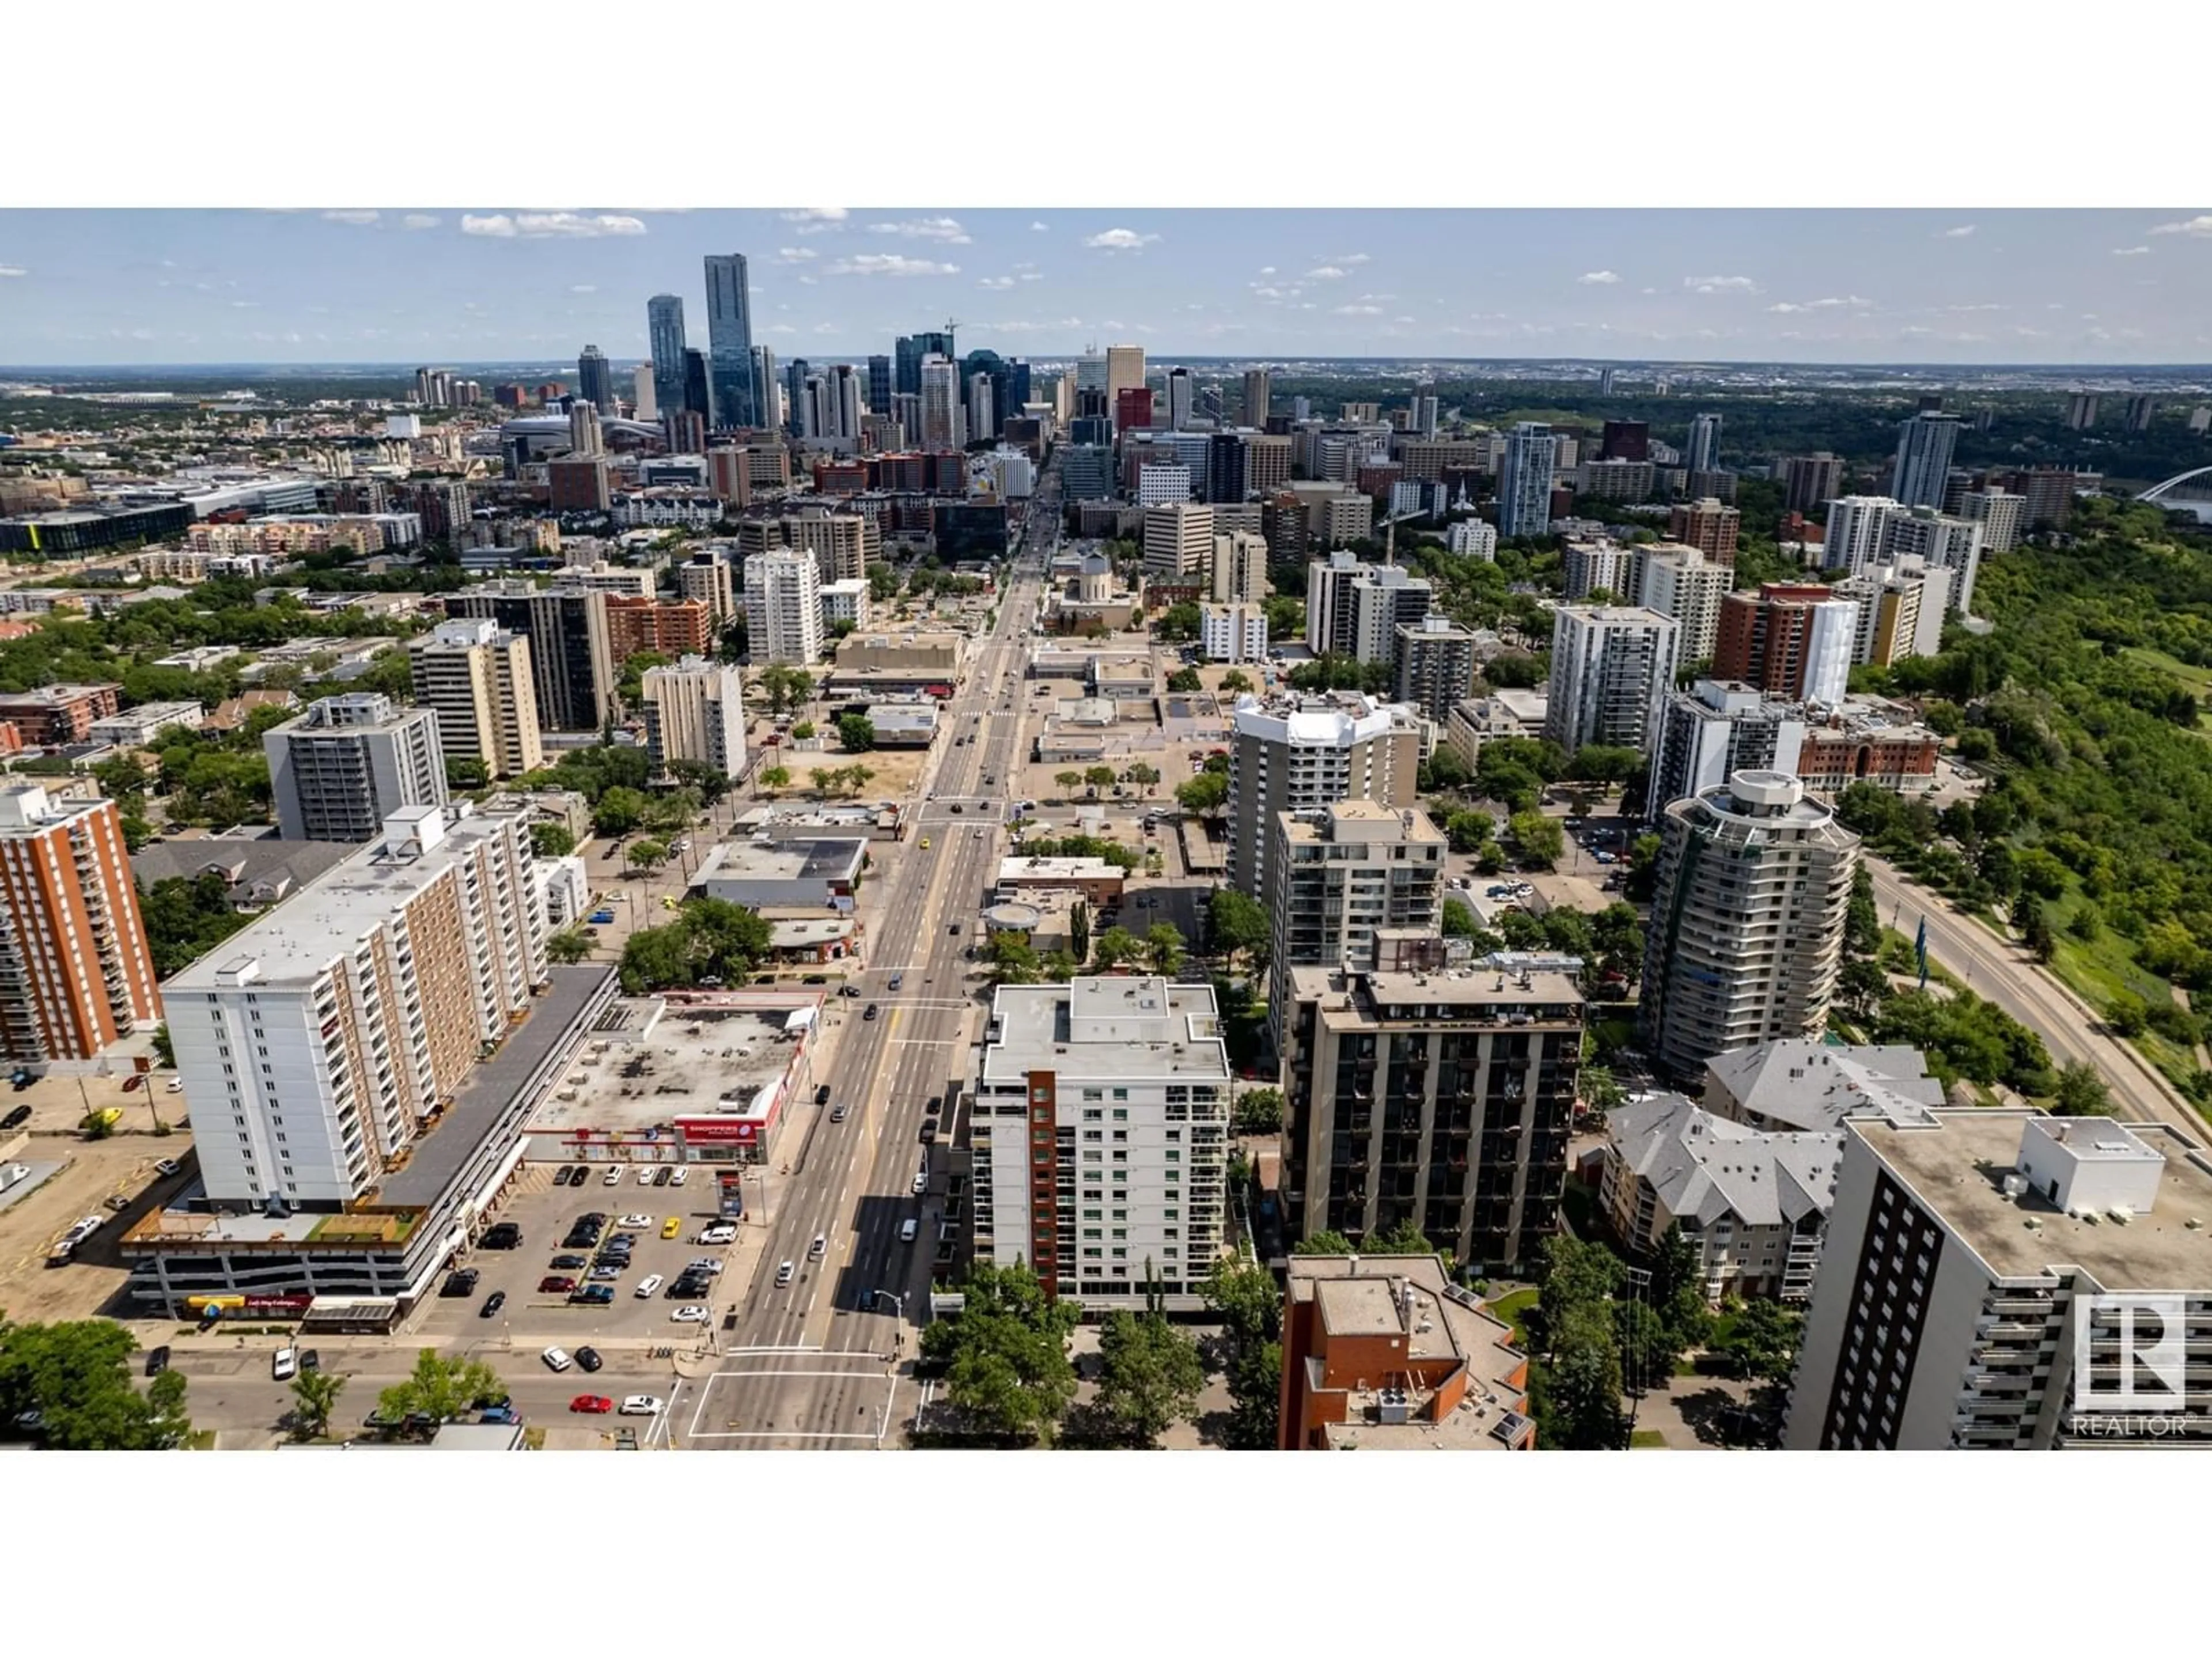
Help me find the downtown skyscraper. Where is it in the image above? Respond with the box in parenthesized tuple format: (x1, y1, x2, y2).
(646, 294, 687, 419)
(1890, 411, 1963, 510)
(703, 253, 756, 428)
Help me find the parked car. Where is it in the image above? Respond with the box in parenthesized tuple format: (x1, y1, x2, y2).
(145, 1345, 171, 1377)
(661, 1217, 683, 1238)
(912, 1171, 929, 1195)
(574, 1347, 603, 1373)
(570, 1393, 613, 1414)
(154, 1158, 181, 1176)
(480, 1291, 506, 1318)
(588, 1267, 622, 1283)
(569, 1286, 616, 1305)
(603, 1165, 625, 1186)
(271, 1347, 298, 1382)
(621, 1395, 665, 1416)
(815, 1084, 833, 1105)
(653, 1166, 673, 1188)
(619, 1213, 653, 1229)
(0, 1105, 30, 1131)
(478, 1404, 520, 1425)
(538, 1276, 577, 1294)
(668, 1167, 688, 1186)
(671, 1305, 710, 1323)
(441, 1269, 479, 1297)
(550, 1254, 587, 1270)
(635, 1274, 665, 1298)
(299, 1350, 321, 1373)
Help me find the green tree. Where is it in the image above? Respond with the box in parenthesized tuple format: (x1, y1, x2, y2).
(1442, 809, 1494, 853)
(288, 1368, 347, 1441)
(984, 932, 1044, 986)
(1143, 923, 1185, 975)
(790, 721, 816, 741)
(1713, 1298, 1804, 1385)
(1219, 669, 1253, 694)
(920, 1262, 1080, 1444)
(375, 1350, 503, 1431)
(1233, 1085, 1285, 1135)
(0, 1318, 195, 1450)
(2052, 1060, 2115, 1116)
(1422, 747, 1475, 792)
(1053, 769, 1084, 798)
(1092, 925, 1142, 971)
(593, 785, 650, 837)
(1069, 900, 1091, 965)
(1091, 1306, 1206, 1448)
(627, 838, 671, 876)
(1368, 1217, 1432, 1254)
(759, 764, 792, 794)
(547, 926, 595, 965)
(1207, 888, 1270, 972)
(1124, 762, 1161, 796)
(1175, 771, 1229, 817)
(1153, 602, 1202, 642)
(1441, 896, 1479, 938)
(836, 714, 877, 753)
(2105, 990, 2150, 1038)
(1507, 810, 1565, 869)
(529, 821, 577, 859)
(444, 755, 491, 791)
(1165, 667, 1203, 694)
(1294, 1230, 1357, 1255)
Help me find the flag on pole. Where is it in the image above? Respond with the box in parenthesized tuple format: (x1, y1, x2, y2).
(1915, 916, 1929, 990)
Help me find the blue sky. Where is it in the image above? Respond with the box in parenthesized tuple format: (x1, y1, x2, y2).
(1, 207, 2208, 368)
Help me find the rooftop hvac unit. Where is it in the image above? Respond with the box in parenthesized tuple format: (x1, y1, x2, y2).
(1377, 1387, 1411, 1425)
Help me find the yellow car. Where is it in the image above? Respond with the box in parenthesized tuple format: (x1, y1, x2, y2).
(920, 836, 931, 850)
(661, 1217, 682, 1239)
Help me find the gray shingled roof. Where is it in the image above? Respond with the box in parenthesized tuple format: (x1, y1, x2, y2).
(1608, 1093, 1842, 1231)
(1701, 1040, 1942, 1133)
(131, 838, 357, 911)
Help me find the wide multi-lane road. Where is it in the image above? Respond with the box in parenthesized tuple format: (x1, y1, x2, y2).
(1865, 855, 2201, 1135)
(684, 492, 1057, 1449)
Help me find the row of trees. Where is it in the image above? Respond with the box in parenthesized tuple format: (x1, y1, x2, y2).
(1048, 763, 1161, 799)
(0, 1318, 194, 1449)
(618, 897, 774, 994)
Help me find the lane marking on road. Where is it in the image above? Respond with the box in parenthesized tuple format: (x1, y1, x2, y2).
(688, 1428, 881, 1441)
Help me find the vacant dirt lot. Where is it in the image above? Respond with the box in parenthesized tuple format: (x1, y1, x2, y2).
(0, 1131, 196, 1327)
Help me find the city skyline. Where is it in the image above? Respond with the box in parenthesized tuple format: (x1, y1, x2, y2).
(2, 207, 2210, 368)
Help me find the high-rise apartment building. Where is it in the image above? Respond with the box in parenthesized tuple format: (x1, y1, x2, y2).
(1957, 487, 2024, 555)
(1877, 506, 1984, 616)
(164, 804, 545, 1207)
(0, 786, 161, 1064)
(1304, 550, 1369, 656)
(1647, 681, 1810, 822)
(408, 618, 544, 781)
(1105, 344, 1146, 427)
(1265, 800, 1445, 1025)
(1779, 452, 1846, 516)
(675, 549, 738, 627)
(576, 344, 614, 415)
(1685, 413, 1722, 474)
(703, 253, 756, 427)
(968, 975, 1231, 1308)
(1282, 956, 1585, 1272)
(1448, 519, 1498, 561)
(1600, 419, 1649, 462)
(1393, 618, 1480, 722)
(1562, 538, 1637, 602)
(919, 355, 965, 451)
(1543, 605, 1681, 758)
(641, 655, 746, 778)
(751, 345, 779, 432)
(1890, 411, 1963, 509)
(1834, 565, 1939, 666)
(2065, 391, 2099, 430)
(1210, 530, 1268, 604)
(264, 692, 448, 844)
(1713, 584, 1858, 706)
(444, 584, 613, 732)
(646, 295, 687, 420)
(604, 596, 714, 661)
(1226, 692, 1421, 900)
(1823, 495, 1905, 576)
(1164, 368, 1194, 431)
(1785, 1110, 2212, 1450)
(1639, 771, 1858, 1081)
(1142, 502, 1213, 582)
(743, 548, 824, 665)
(1632, 542, 1730, 664)
(1346, 567, 1433, 665)
(1242, 368, 1271, 428)
(1496, 422, 1558, 539)
(566, 400, 603, 460)
(1668, 497, 1740, 562)
(1205, 431, 1249, 505)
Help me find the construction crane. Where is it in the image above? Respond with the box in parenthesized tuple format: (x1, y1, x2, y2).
(1377, 505, 1429, 566)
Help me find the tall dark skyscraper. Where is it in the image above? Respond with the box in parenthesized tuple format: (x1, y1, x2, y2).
(703, 253, 756, 428)
(782, 358, 809, 436)
(646, 295, 687, 419)
(681, 349, 711, 421)
(866, 354, 893, 419)
(895, 329, 957, 398)
(1891, 411, 1963, 510)
(577, 343, 614, 414)
(751, 346, 777, 433)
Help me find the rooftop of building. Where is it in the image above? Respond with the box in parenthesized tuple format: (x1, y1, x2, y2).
(1279, 800, 1444, 848)
(981, 976, 1230, 1085)
(1859, 1110, 2212, 1288)
(164, 806, 525, 993)
(524, 990, 820, 1135)
(1607, 1092, 1842, 1229)
(1229, 689, 1408, 744)
(995, 855, 1126, 882)
(1675, 770, 1849, 832)
(0, 681, 120, 705)
(130, 837, 357, 907)
(1291, 960, 1585, 1027)
(1286, 1253, 1533, 1450)
(1703, 1040, 1944, 1132)
(688, 838, 868, 886)
(0, 782, 111, 834)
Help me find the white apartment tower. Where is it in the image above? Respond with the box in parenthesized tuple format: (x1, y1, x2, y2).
(1264, 800, 1446, 1031)
(1496, 422, 1559, 540)
(163, 804, 546, 1207)
(971, 976, 1231, 1309)
(1632, 542, 1731, 664)
(1226, 692, 1420, 900)
(1543, 605, 1681, 758)
(264, 692, 448, 844)
(407, 619, 545, 781)
(1142, 502, 1213, 582)
(642, 656, 748, 777)
(744, 547, 825, 666)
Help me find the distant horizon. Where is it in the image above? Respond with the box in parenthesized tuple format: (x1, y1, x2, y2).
(4, 208, 2209, 369)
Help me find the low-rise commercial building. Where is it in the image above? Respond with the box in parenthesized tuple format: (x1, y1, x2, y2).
(686, 838, 868, 909)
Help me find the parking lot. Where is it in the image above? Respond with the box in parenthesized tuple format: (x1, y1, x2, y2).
(408, 1161, 746, 1351)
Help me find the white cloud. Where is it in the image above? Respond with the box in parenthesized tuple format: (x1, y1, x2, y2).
(1084, 228, 1160, 251)
(814, 322, 839, 334)
(2149, 215, 2212, 237)
(1030, 221, 1049, 230)
(0, 265, 24, 278)
(978, 276, 1016, 290)
(1257, 266, 1275, 275)
(1766, 295, 1872, 313)
(460, 212, 646, 239)
(1305, 265, 1349, 280)
(1018, 271, 1044, 282)
(1944, 303, 2003, 312)
(402, 214, 440, 231)
(229, 300, 257, 309)
(823, 253, 960, 278)
(1334, 304, 1384, 316)
(774, 247, 817, 264)
(570, 285, 597, 294)
(1941, 224, 1976, 238)
(1684, 274, 1759, 294)
(975, 316, 1086, 335)
(1331, 253, 1372, 265)
(2112, 245, 2152, 256)
(766, 324, 798, 335)
(869, 217, 970, 244)
(322, 210, 380, 225)
(781, 208, 848, 225)
(1577, 270, 1621, 285)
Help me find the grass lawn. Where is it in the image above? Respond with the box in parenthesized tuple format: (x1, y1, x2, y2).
(1628, 1429, 1667, 1449)
(2123, 647, 2212, 735)
(1490, 1287, 1540, 1348)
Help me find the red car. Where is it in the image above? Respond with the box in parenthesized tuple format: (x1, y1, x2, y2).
(538, 1275, 578, 1294)
(569, 1394, 614, 1414)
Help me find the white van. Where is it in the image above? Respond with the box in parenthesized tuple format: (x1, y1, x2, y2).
(271, 1346, 298, 1382)
(900, 1218, 919, 1244)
